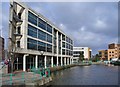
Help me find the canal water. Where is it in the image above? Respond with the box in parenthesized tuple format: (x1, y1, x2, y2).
(50, 65, 118, 85)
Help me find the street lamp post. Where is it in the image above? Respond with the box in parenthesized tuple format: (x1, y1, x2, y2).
(40, 51, 44, 68)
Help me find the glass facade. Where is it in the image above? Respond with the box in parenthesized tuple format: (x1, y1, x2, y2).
(27, 11, 73, 55)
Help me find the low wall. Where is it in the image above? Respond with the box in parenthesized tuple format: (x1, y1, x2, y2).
(49, 64, 76, 72)
(25, 76, 52, 87)
(92, 62, 104, 65)
(24, 64, 76, 87)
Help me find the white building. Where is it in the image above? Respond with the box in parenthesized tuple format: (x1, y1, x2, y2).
(8, 0, 73, 72)
(73, 47, 92, 63)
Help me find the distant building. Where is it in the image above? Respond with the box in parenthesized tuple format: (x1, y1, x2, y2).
(98, 50, 108, 61)
(73, 47, 92, 63)
(108, 43, 120, 61)
(0, 37, 4, 61)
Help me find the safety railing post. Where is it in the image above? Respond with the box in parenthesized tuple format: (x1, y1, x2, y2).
(39, 71, 42, 79)
(48, 69, 50, 77)
(22, 72, 25, 83)
(9, 73, 12, 85)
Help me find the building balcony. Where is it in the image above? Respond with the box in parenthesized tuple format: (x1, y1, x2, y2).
(13, 14, 23, 23)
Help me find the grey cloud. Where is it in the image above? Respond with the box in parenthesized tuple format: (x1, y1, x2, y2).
(2, 2, 118, 54)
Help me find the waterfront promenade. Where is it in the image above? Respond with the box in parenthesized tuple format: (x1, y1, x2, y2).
(0, 67, 52, 86)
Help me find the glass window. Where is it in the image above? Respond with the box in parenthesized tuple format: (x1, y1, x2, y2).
(66, 50, 69, 55)
(17, 41, 20, 47)
(66, 43, 69, 49)
(38, 18, 46, 30)
(27, 38, 37, 50)
(17, 27, 21, 34)
(47, 24, 52, 33)
(47, 44, 52, 52)
(66, 37, 69, 42)
(62, 42, 65, 48)
(38, 29, 46, 41)
(28, 24, 37, 38)
(62, 49, 65, 55)
(62, 35, 65, 41)
(28, 11, 37, 26)
(47, 34, 52, 43)
(38, 41, 46, 51)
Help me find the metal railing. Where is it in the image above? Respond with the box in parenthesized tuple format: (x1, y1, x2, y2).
(0, 67, 51, 86)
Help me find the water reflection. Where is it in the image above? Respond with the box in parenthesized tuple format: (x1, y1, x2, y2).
(50, 65, 118, 85)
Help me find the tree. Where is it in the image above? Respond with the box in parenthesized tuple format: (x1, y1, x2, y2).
(92, 54, 100, 62)
(78, 51, 84, 63)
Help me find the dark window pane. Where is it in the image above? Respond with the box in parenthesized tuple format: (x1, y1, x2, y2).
(62, 49, 65, 55)
(38, 29, 46, 41)
(28, 11, 37, 26)
(27, 43, 37, 50)
(47, 24, 52, 33)
(38, 41, 46, 51)
(38, 18, 46, 30)
(47, 44, 52, 52)
(27, 38, 37, 50)
(28, 24, 37, 38)
(17, 41, 20, 47)
(47, 34, 52, 43)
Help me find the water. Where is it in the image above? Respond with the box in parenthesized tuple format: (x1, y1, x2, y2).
(50, 65, 118, 85)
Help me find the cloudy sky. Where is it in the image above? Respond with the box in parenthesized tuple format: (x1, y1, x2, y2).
(1, 1, 118, 55)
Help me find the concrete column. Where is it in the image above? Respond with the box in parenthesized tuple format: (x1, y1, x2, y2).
(23, 54, 26, 71)
(57, 57, 59, 66)
(64, 57, 66, 65)
(51, 56, 53, 67)
(70, 58, 72, 64)
(72, 58, 73, 64)
(17, 58, 18, 70)
(61, 34, 63, 66)
(61, 57, 63, 66)
(44, 56, 47, 68)
(35, 55, 38, 69)
(56, 31, 59, 66)
(67, 58, 69, 65)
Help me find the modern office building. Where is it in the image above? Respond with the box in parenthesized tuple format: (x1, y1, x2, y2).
(73, 47, 92, 63)
(0, 37, 4, 61)
(9, 0, 73, 71)
(98, 50, 108, 61)
(108, 43, 120, 61)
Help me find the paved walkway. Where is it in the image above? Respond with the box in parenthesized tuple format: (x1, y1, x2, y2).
(1, 71, 44, 85)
